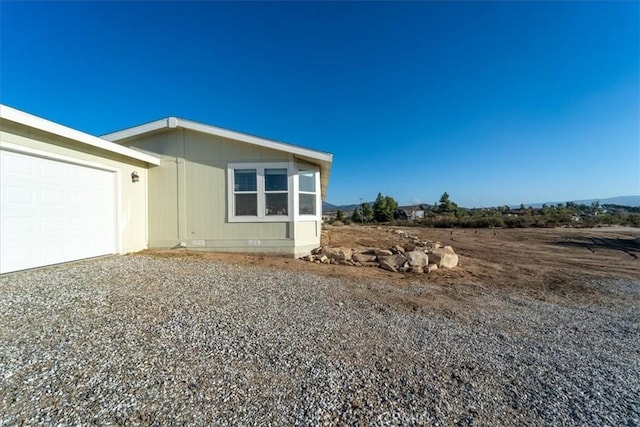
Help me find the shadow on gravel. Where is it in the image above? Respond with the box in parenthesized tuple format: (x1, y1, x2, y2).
(556, 237, 640, 258)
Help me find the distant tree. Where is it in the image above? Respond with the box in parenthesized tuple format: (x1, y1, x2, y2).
(385, 196, 399, 218)
(351, 208, 362, 223)
(372, 193, 398, 222)
(455, 207, 469, 218)
(361, 203, 374, 223)
(520, 203, 526, 210)
(538, 204, 549, 218)
(336, 210, 345, 222)
(438, 192, 458, 213)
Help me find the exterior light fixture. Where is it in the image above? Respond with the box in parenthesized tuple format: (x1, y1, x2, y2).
(131, 171, 139, 183)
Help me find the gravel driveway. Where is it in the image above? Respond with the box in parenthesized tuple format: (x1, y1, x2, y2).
(1, 255, 639, 425)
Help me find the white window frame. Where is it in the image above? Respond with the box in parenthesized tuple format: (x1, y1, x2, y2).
(227, 162, 293, 222)
(294, 165, 321, 220)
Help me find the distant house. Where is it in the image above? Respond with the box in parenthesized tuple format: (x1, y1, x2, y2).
(394, 209, 408, 220)
(0, 105, 333, 273)
(410, 210, 425, 220)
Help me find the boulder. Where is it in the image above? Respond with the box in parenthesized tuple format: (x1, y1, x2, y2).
(353, 253, 377, 263)
(393, 245, 405, 254)
(318, 255, 329, 264)
(311, 247, 324, 255)
(356, 248, 375, 255)
(378, 254, 407, 272)
(409, 266, 424, 274)
(404, 243, 417, 252)
(426, 263, 438, 273)
(380, 260, 398, 272)
(361, 261, 381, 268)
(404, 251, 428, 268)
(373, 248, 393, 256)
(427, 247, 458, 269)
(322, 247, 353, 261)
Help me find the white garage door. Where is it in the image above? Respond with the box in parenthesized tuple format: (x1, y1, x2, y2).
(1, 150, 116, 273)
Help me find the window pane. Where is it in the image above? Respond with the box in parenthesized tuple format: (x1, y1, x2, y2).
(235, 194, 257, 216)
(299, 170, 315, 193)
(265, 168, 288, 191)
(266, 193, 288, 216)
(234, 169, 257, 192)
(299, 193, 316, 215)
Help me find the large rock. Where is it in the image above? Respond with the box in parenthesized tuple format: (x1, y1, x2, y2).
(427, 247, 458, 268)
(373, 248, 393, 256)
(361, 261, 381, 268)
(353, 253, 377, 263)
(404, 250, 428, 267)
(380, 260, 397, 272)
(321, 247, 353, 261)
(378, 254, 407, 272)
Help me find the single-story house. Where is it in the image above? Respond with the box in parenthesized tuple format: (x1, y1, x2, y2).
(0, 104, 333, 273)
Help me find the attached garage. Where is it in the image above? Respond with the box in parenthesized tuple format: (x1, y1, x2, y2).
(1, 150, 117, 273)
(0, 105, 160, 274)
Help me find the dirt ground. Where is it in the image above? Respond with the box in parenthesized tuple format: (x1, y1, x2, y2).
(142, 225, 639, 313)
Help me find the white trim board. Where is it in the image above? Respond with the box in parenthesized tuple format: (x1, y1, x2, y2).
(0, 104, 161, 166)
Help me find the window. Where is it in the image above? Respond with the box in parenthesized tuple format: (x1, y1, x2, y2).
(265, 168, 288, 215)
(228, 163, 321, 222)
(298, 168, 317, 216)
(228, 163, 291, 222)
(233, 169, 257, 216)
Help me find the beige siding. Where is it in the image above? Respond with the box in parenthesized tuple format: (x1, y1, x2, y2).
(125, 128, 322, 256)
(295, 220, 319, 239)
(293, 220, 321, 247)
(148, 159, 179, 241)
(123, 129, 183, 159)
(0, 119, 150, 253)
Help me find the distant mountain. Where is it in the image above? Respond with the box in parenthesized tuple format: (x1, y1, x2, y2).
(322, 202, 340, 212)
(322, 202, 366, 212)
(325, 195, 640, 213)
(520, 195, 640, 209)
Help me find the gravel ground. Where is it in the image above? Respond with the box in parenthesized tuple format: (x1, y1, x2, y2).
(1, 255, 639, 426)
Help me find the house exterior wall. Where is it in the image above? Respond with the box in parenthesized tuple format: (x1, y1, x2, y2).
(0, 118, 150, 254)
(124, 128, 322, 256)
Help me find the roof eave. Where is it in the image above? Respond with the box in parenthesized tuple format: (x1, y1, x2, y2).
(0, 104, 161, 166)
(102, 116, 333, 166)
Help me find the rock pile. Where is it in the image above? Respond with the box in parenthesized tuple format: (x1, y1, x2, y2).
(301, 231, 459, 274)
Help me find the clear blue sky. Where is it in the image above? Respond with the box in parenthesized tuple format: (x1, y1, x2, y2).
(1, 1, 638, 207)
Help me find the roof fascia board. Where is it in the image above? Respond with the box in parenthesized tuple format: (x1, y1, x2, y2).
(100, 118, 171, 142)
(0, 105, 161, 165)
(103, 116, 333, 164)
